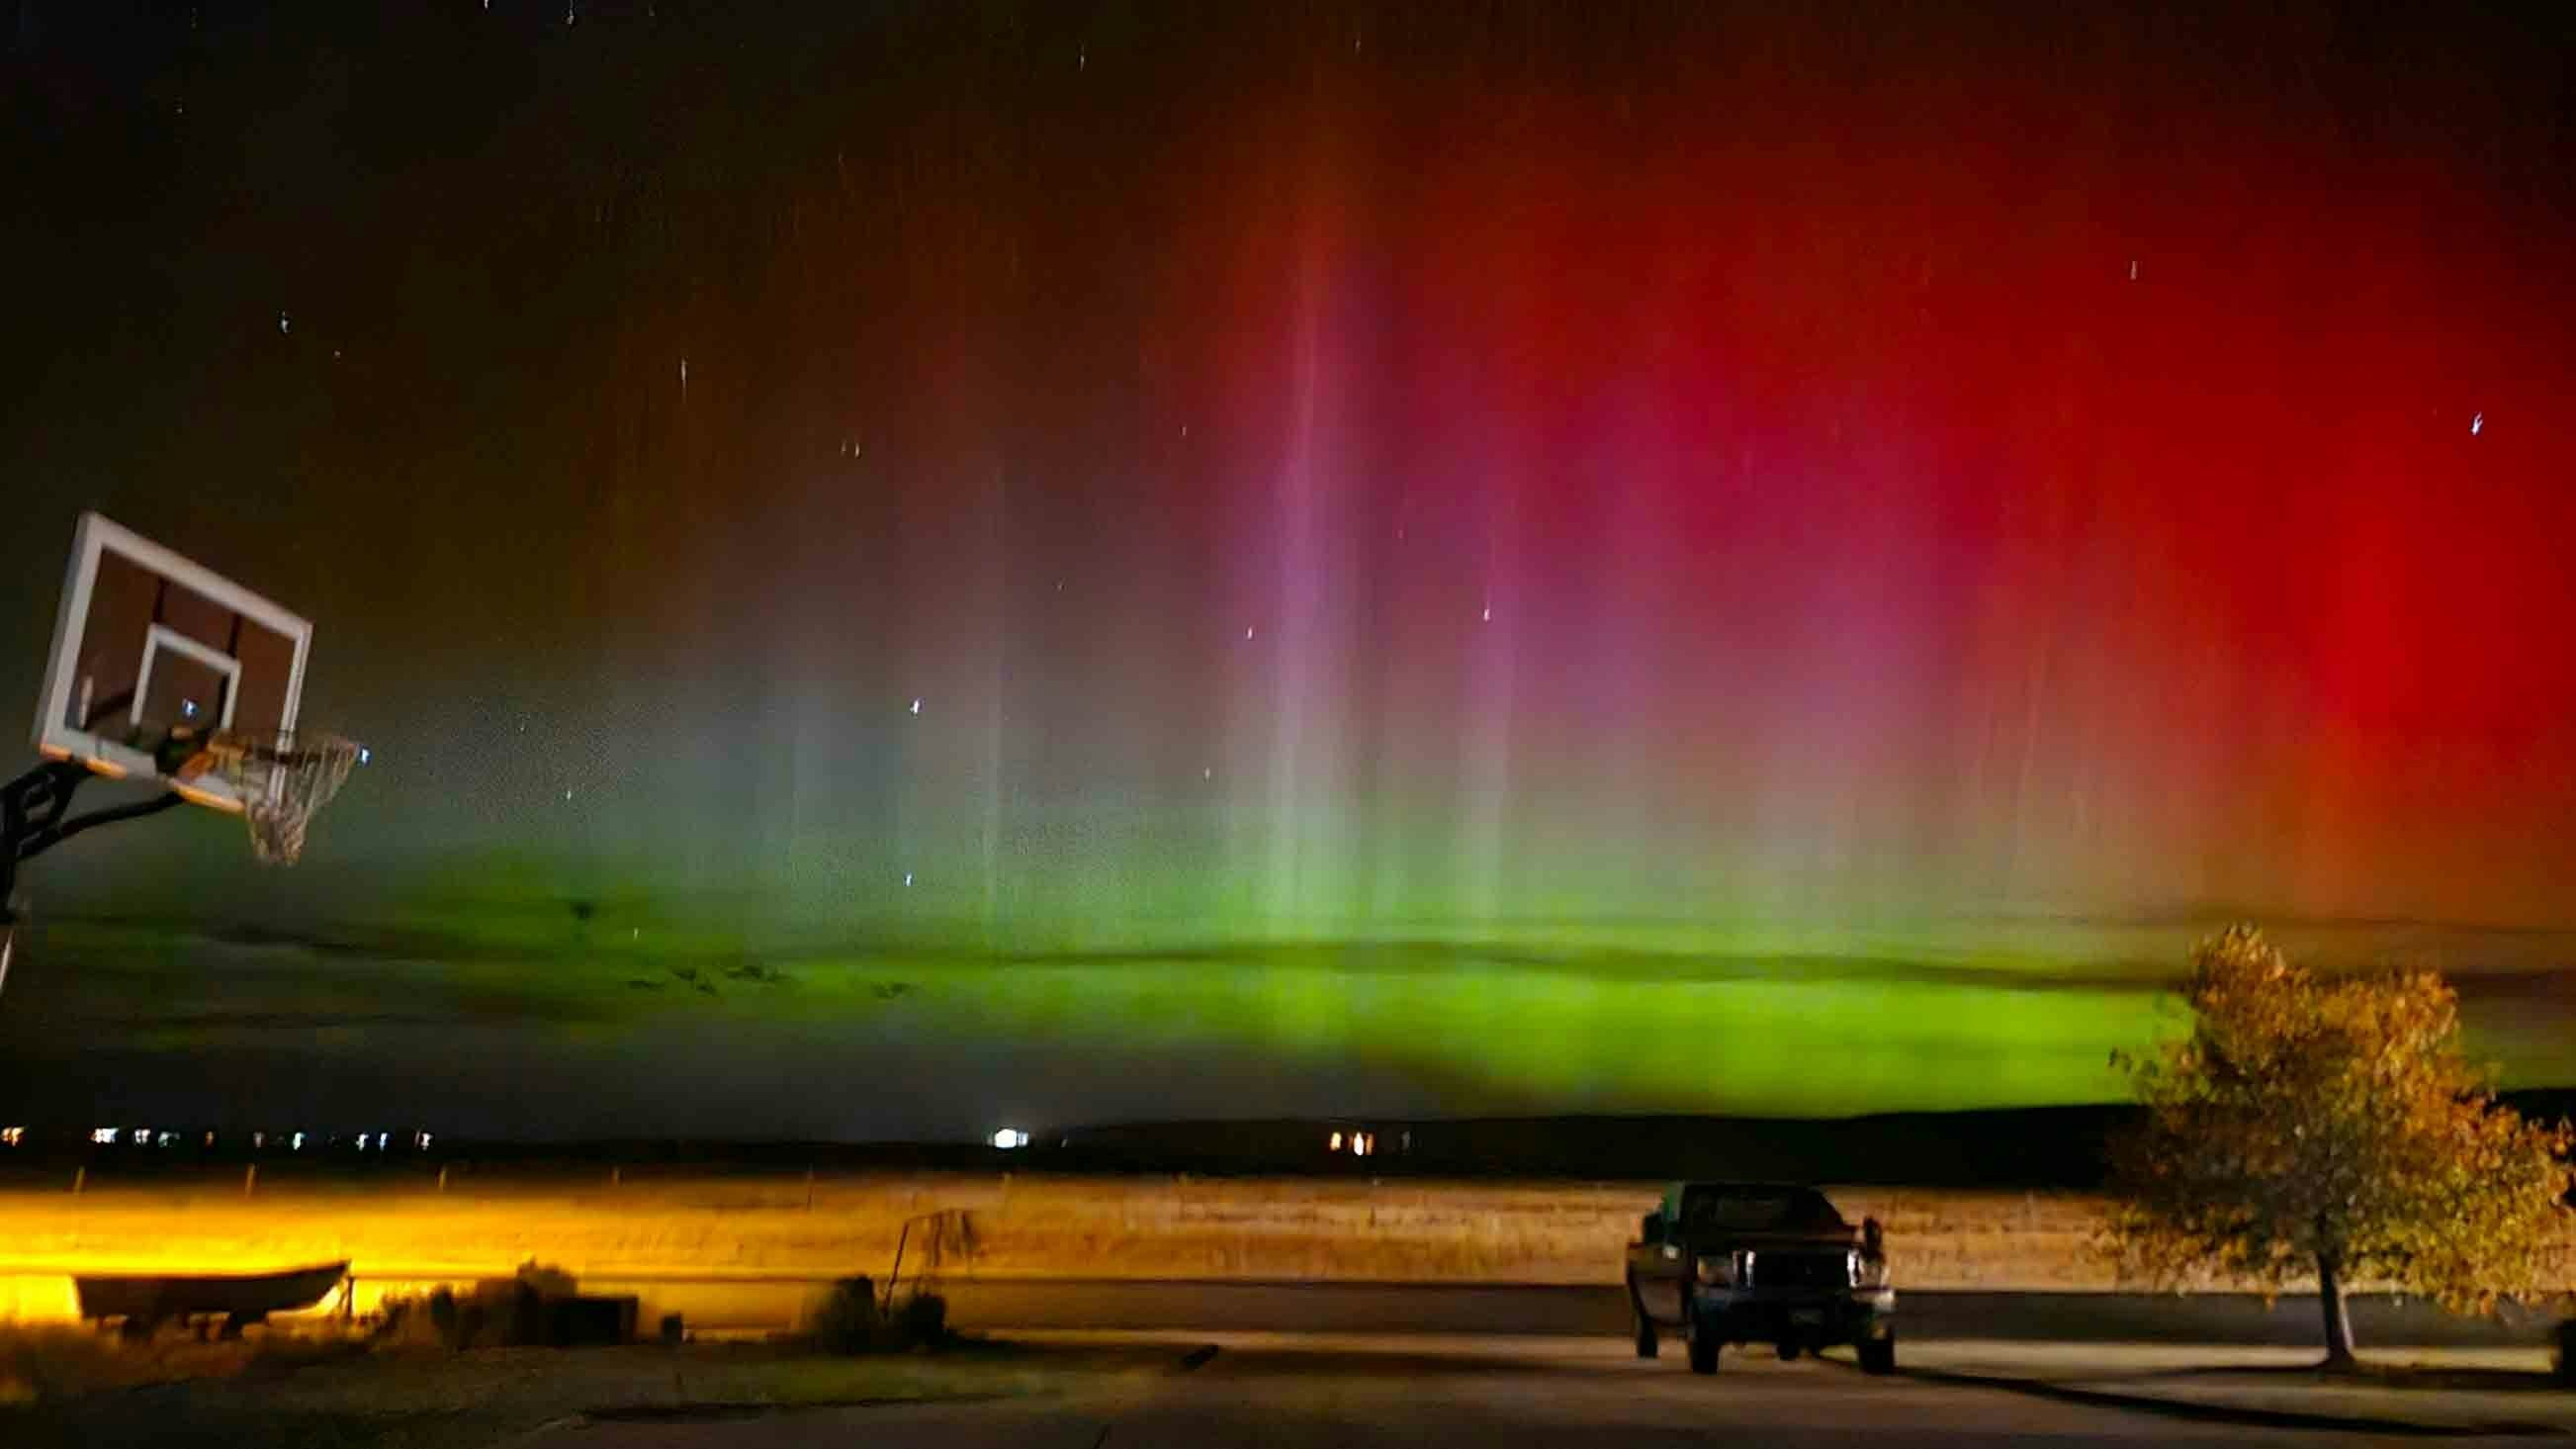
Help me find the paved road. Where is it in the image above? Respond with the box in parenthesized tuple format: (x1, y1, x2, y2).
(518, 1334, 2545, 1448)
(548, 1275, 2556, 1346)
(932, 1279, 2557, 1347)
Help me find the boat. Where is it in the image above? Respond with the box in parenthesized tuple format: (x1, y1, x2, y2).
(75, 1260, 349, 1335)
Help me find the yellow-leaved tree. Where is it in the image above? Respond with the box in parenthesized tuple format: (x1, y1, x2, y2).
(2109, 925, 2572, 1369)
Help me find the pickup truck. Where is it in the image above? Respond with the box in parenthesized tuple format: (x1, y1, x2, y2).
(1625, 1181, 1896, 1375)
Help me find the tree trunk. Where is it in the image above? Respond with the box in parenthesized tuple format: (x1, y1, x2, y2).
(2316, 1253, 2358, 1370)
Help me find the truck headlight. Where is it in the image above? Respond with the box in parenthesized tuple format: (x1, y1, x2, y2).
(1694, 1251, 1744, 1287)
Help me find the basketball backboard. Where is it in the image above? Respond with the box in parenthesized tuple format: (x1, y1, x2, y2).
(33, 512, 311, 815)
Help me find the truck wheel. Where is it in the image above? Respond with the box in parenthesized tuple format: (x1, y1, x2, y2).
(1625, 1278, 1658, 1359)
(1858, 1332, 1897, 1376)
(1687, 1319, 1720, 1375)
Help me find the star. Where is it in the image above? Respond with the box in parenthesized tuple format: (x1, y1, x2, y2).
(909, 697, 922, 715)
(1243, 625, 1255, 641)
(2471, 412, 2484, 436)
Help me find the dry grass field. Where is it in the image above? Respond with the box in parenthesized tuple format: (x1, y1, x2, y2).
(0, 1172, 2566, 1327)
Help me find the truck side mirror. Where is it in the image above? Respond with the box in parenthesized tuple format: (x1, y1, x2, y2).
(1642, 1212, 1665, 1240)
(1862, 1217, 1884, 1256)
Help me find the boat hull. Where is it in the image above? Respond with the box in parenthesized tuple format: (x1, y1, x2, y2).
(74, 1261, 349, 1326)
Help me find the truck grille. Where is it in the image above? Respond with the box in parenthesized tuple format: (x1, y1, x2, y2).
(1747, 1250, 1848, 1290)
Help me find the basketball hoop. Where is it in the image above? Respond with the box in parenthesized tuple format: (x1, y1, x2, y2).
(179, 729, 364, 864)
(5, 515, 363, 994)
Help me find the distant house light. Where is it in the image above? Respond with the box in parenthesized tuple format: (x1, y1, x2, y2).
(0, 1127, 23, 1147)
(1328, 1131, 1344, 1151)
(92, 1128, 119, 1145)
(990, 1128, 1029, 1149)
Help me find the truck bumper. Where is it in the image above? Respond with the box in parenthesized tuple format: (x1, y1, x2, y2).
(1692, 1287, 1895, 1348)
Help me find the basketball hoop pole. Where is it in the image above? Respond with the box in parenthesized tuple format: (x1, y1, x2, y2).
(0, 759, 186, 997)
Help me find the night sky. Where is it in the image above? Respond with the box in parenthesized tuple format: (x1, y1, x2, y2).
(4, 1, 2575, 1139)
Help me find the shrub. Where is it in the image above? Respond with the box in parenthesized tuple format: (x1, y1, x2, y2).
(808, 1276, 879, 1354)
(900, 1292, 948, 1347)
(805, 1277, 949, 1353)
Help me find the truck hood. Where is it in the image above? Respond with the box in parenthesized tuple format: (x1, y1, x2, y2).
(1682, 1228, 1862, 1251)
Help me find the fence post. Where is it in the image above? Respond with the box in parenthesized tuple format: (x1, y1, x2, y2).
(244, 1164, 256, 1198)
(72, 1166, 84, 1194)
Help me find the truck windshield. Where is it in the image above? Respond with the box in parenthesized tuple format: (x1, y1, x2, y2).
(1682, 1188, 1844, 1233)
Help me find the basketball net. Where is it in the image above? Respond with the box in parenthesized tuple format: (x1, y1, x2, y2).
(179, 730, 363, 864)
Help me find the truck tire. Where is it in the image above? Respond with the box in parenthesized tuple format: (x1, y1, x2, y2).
(1687, 1318, 1719, 1375)
(1858, 1332, 1897, 1376)
(1630, 1290, 1659, 1360)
